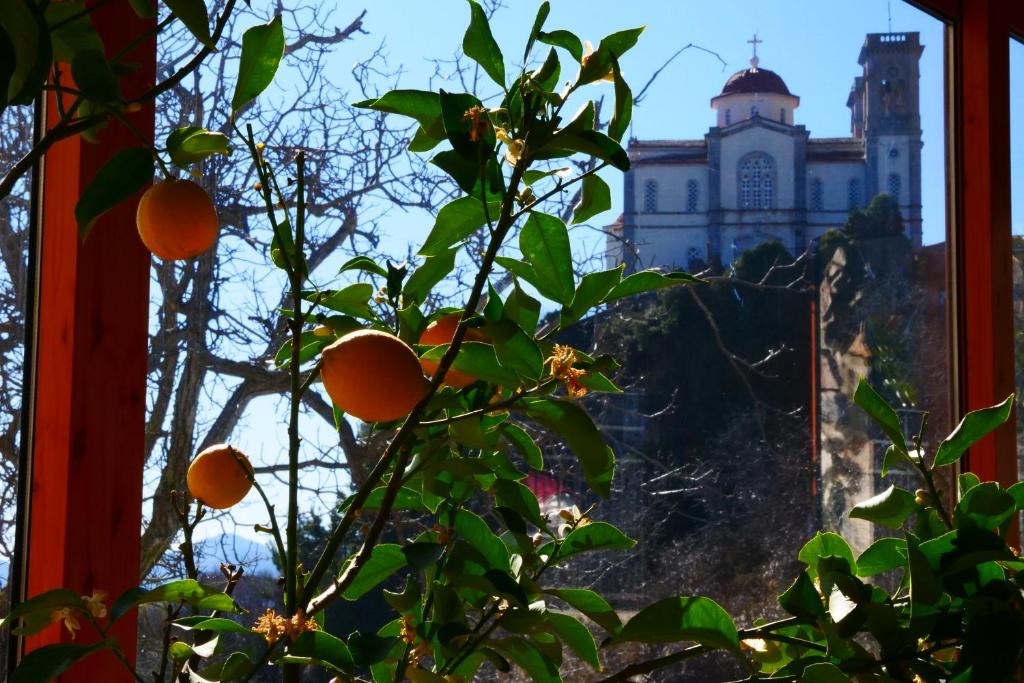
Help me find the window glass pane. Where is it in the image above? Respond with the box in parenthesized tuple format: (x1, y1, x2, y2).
(0, 105, 32, 672)
(137, 2, 950, 679)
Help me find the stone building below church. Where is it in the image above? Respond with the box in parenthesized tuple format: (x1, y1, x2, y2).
(607, 32, 925, 271)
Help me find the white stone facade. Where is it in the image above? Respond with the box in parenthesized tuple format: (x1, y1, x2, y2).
(608, 33, 924, 272)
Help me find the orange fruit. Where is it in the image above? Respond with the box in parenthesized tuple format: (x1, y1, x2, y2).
(419, 314, 485, 388)
(187, 444, 254, 509)
(136, 179, 219, 260)
(321, 329, 430, 422)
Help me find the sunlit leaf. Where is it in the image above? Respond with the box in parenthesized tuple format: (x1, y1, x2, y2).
(420, 341, 521, 387)
(613, 596, 739, 651)
(523, 1, 550, 62)
(342, 544, 407, 601)
(523, 398, 614, 498)
(166, 126, 231, 166)
(420, 196, 500, 257)
(556, 522, 635, 563)
(519, 212, 574, 305)
(502, 423, 543, 470)
(933, 394, 1014, 467)
(853, 379, 909, 455)
(537, 29, 583, 63)
(571, 174, 611, 225)
(608, 55, 632, 142)
(856, 537, 907, 577)
(547, 612, 600, 669)
(463, 0, 505, 87)
(560, 265, 623, 328)
(232, 15, 284, 112)
(798, 532, 856, 581)
(288, 631, 355, 674)
(545, 588, 621, 633)
(849, 485, 918, 529)
(339, 255, 388, 277)
(353, 89, 444, 139)
(604, 269, 698, 301)
(455, 509, 510, 571)
(405, 246, 459, 307)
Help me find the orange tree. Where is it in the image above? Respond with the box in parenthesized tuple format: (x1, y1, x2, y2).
(5, 3, 1024, 683)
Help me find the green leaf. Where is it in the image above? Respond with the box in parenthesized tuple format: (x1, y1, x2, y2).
(420, 341, 520, 387)
(578, 27, 644, 85)
(488, 638, 560, 683)
(492, 479, 547, 530)
(933, 394, 1014, 467)
(502, 423, 543, 469)
(353, 90, 443, 139)
(777, 571, 824, 619)
(853, 379, 909, 455)
(420, 196, 500, 257)
(523, 398, 615, 498)
(614, 597, 739, 651)
(231, 15, 284, 112)
(288, 631, 355, 673)
(45, 2, 105, 62)
(959, 471, 982, 497)
(905, 533, 942, 609)
(348, 631, 400, 666)
(560, 265, 624, 328)
(164, 0, 214, 49)
(537, 29, 583, 63)
(316, 283, 374, 318)
(547, 612, 600, 669)
(0, 0, 50, 107)
(405, 247, 459, 307)
(798, 532, 856, 580)
(134, 579, 239, 612)
(519, 212, 574, 305)
(607, 56, 632, 142)
(439, 90, 491, 158)
(523, 1, 550, 62)
(463, 0, 505, 87)
(11, 642, 105, 683)
(571, 174, 611, 226)
(856, 537, 908, 577)
(2, 589, 83, 636)
(455, 509, 510, 571)
(71, 48, 121, 102)
(128, 0, 157, 18)
(954, 482, 1016, 531)
(483, 319, 544, 380)
(172, 616, 253, 633)
(339, 255, 388, 277)
(849, 485, 918, 529)
(166, 126, 231, 166)
(431, 149, 504, 199)
(543, 129, 630, 171)
(557, 522, 635, 563)
(545, 588, 621, 634)
(342, 544, 407, 600)
(402, 542, 445, 570)
(803, 662, 853, 683)
(75, 147, 154, 238)
(504, 283, 541, 333)
(604, 269, 698, 301)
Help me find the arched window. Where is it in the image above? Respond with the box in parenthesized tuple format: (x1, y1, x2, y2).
(887, 173, 901, 200)
(810, 177, 824, 211)
(750, 104, 759, 117)
(780, 108, 787, 124)
(739, 152, 775, 210)
(724, 109, 732, 126)
(686, 246, 703, 270)
(686, 179, 699, 212)
(643, 179, 658, 212)
(848, 177, 861, 209)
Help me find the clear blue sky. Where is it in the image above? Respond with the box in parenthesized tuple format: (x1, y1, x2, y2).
(329, 0, 951, 247)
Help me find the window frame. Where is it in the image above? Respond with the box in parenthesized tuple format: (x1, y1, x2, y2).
(8, 0, 1024, 677)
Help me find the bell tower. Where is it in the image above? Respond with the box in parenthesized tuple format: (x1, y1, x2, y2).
(849, 32, 924, 246)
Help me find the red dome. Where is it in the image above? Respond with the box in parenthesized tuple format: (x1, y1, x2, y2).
(717, 67, 792, 97)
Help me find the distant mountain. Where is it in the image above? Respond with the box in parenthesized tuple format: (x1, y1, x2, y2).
(193, 533, 277, 577)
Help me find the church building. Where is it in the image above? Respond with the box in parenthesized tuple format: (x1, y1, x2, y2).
(607, 32, 925, 271)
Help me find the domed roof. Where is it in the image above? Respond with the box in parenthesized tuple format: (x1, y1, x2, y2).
(717, 67, 793, 97)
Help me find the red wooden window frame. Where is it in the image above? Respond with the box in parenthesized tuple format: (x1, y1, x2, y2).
(15, 2, 156, 679)
(8, 0, 1024, 679)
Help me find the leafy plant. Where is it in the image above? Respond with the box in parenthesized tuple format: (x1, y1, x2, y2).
(4, 3, 1024, 683)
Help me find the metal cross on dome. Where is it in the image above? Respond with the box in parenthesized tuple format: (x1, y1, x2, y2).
(748, 32, 762, 69)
